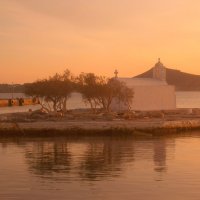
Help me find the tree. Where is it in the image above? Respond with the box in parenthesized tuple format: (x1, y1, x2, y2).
(96, 78, 134, 112)
(77, 73, 134, 113)
(76, 73, 101, 113)
(114, 81, 134, 111)
(25, 70, 74, 113)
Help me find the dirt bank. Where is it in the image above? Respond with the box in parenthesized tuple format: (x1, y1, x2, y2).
(0, 119, 199, 137)
(0, 109, 200, 137)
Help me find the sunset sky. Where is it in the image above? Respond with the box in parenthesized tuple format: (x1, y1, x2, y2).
(1, 0, 200, 83)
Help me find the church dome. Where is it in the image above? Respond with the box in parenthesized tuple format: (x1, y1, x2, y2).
(154, 58, 164, 68)
(153, 58, 166, 81)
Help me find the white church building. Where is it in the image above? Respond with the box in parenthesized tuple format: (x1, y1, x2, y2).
(112, 59, 176, 111)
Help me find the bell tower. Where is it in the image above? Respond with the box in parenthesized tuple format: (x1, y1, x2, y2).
(153, 58, 166, 81)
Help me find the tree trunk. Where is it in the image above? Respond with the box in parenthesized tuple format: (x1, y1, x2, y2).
(62, 98, 67, 112)
(53, 102, 57, 112)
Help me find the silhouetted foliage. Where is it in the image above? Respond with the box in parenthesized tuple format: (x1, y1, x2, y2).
(25, 70, 133, 113)
(77, 73, 134, 112)
(25, 70, 74, 112)
(76, 73, 102, 112)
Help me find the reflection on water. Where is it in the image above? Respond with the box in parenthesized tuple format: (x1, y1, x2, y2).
(24, 138, 136, 181)
(25, 142, 72, 176)
(2, 134, 200, 199)
(153, 139, 167, 173)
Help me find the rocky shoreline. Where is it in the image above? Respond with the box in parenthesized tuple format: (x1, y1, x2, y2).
(0, 108, 200, 137)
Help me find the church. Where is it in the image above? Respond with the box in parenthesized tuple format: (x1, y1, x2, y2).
(111, 59, 176, 111)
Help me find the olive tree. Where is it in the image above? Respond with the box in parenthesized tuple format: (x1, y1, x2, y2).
(76, 73, 101, 113)
(25, 70, 74, 113)
(77, 73, 134, 113)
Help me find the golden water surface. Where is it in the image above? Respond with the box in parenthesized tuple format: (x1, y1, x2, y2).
(0, 133, 200, 200)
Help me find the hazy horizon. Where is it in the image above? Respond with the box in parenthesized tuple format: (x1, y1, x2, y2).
(1, 0, 200, 83)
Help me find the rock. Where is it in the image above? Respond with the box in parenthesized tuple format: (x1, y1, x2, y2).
(136, 112, 149, 119)
(148, 111, 165, 119)
(29, 113, 47, 120)
(0, 116, 8, 122)
(31, 109, 47, 116)
(122, 112, 136, 120)
(102, 113, 116, 121)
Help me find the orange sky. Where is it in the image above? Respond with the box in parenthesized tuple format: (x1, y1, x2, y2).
(1, 0, 200, 83)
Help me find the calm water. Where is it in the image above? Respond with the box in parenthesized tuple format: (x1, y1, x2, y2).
(0, 91, 200, 114)
(1, 134, 200, 200)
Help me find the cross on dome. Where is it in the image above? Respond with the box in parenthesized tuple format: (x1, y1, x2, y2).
(114, 69, 118, 78)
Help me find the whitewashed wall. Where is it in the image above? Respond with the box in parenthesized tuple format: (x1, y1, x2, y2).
(111, 85, 176, 111)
